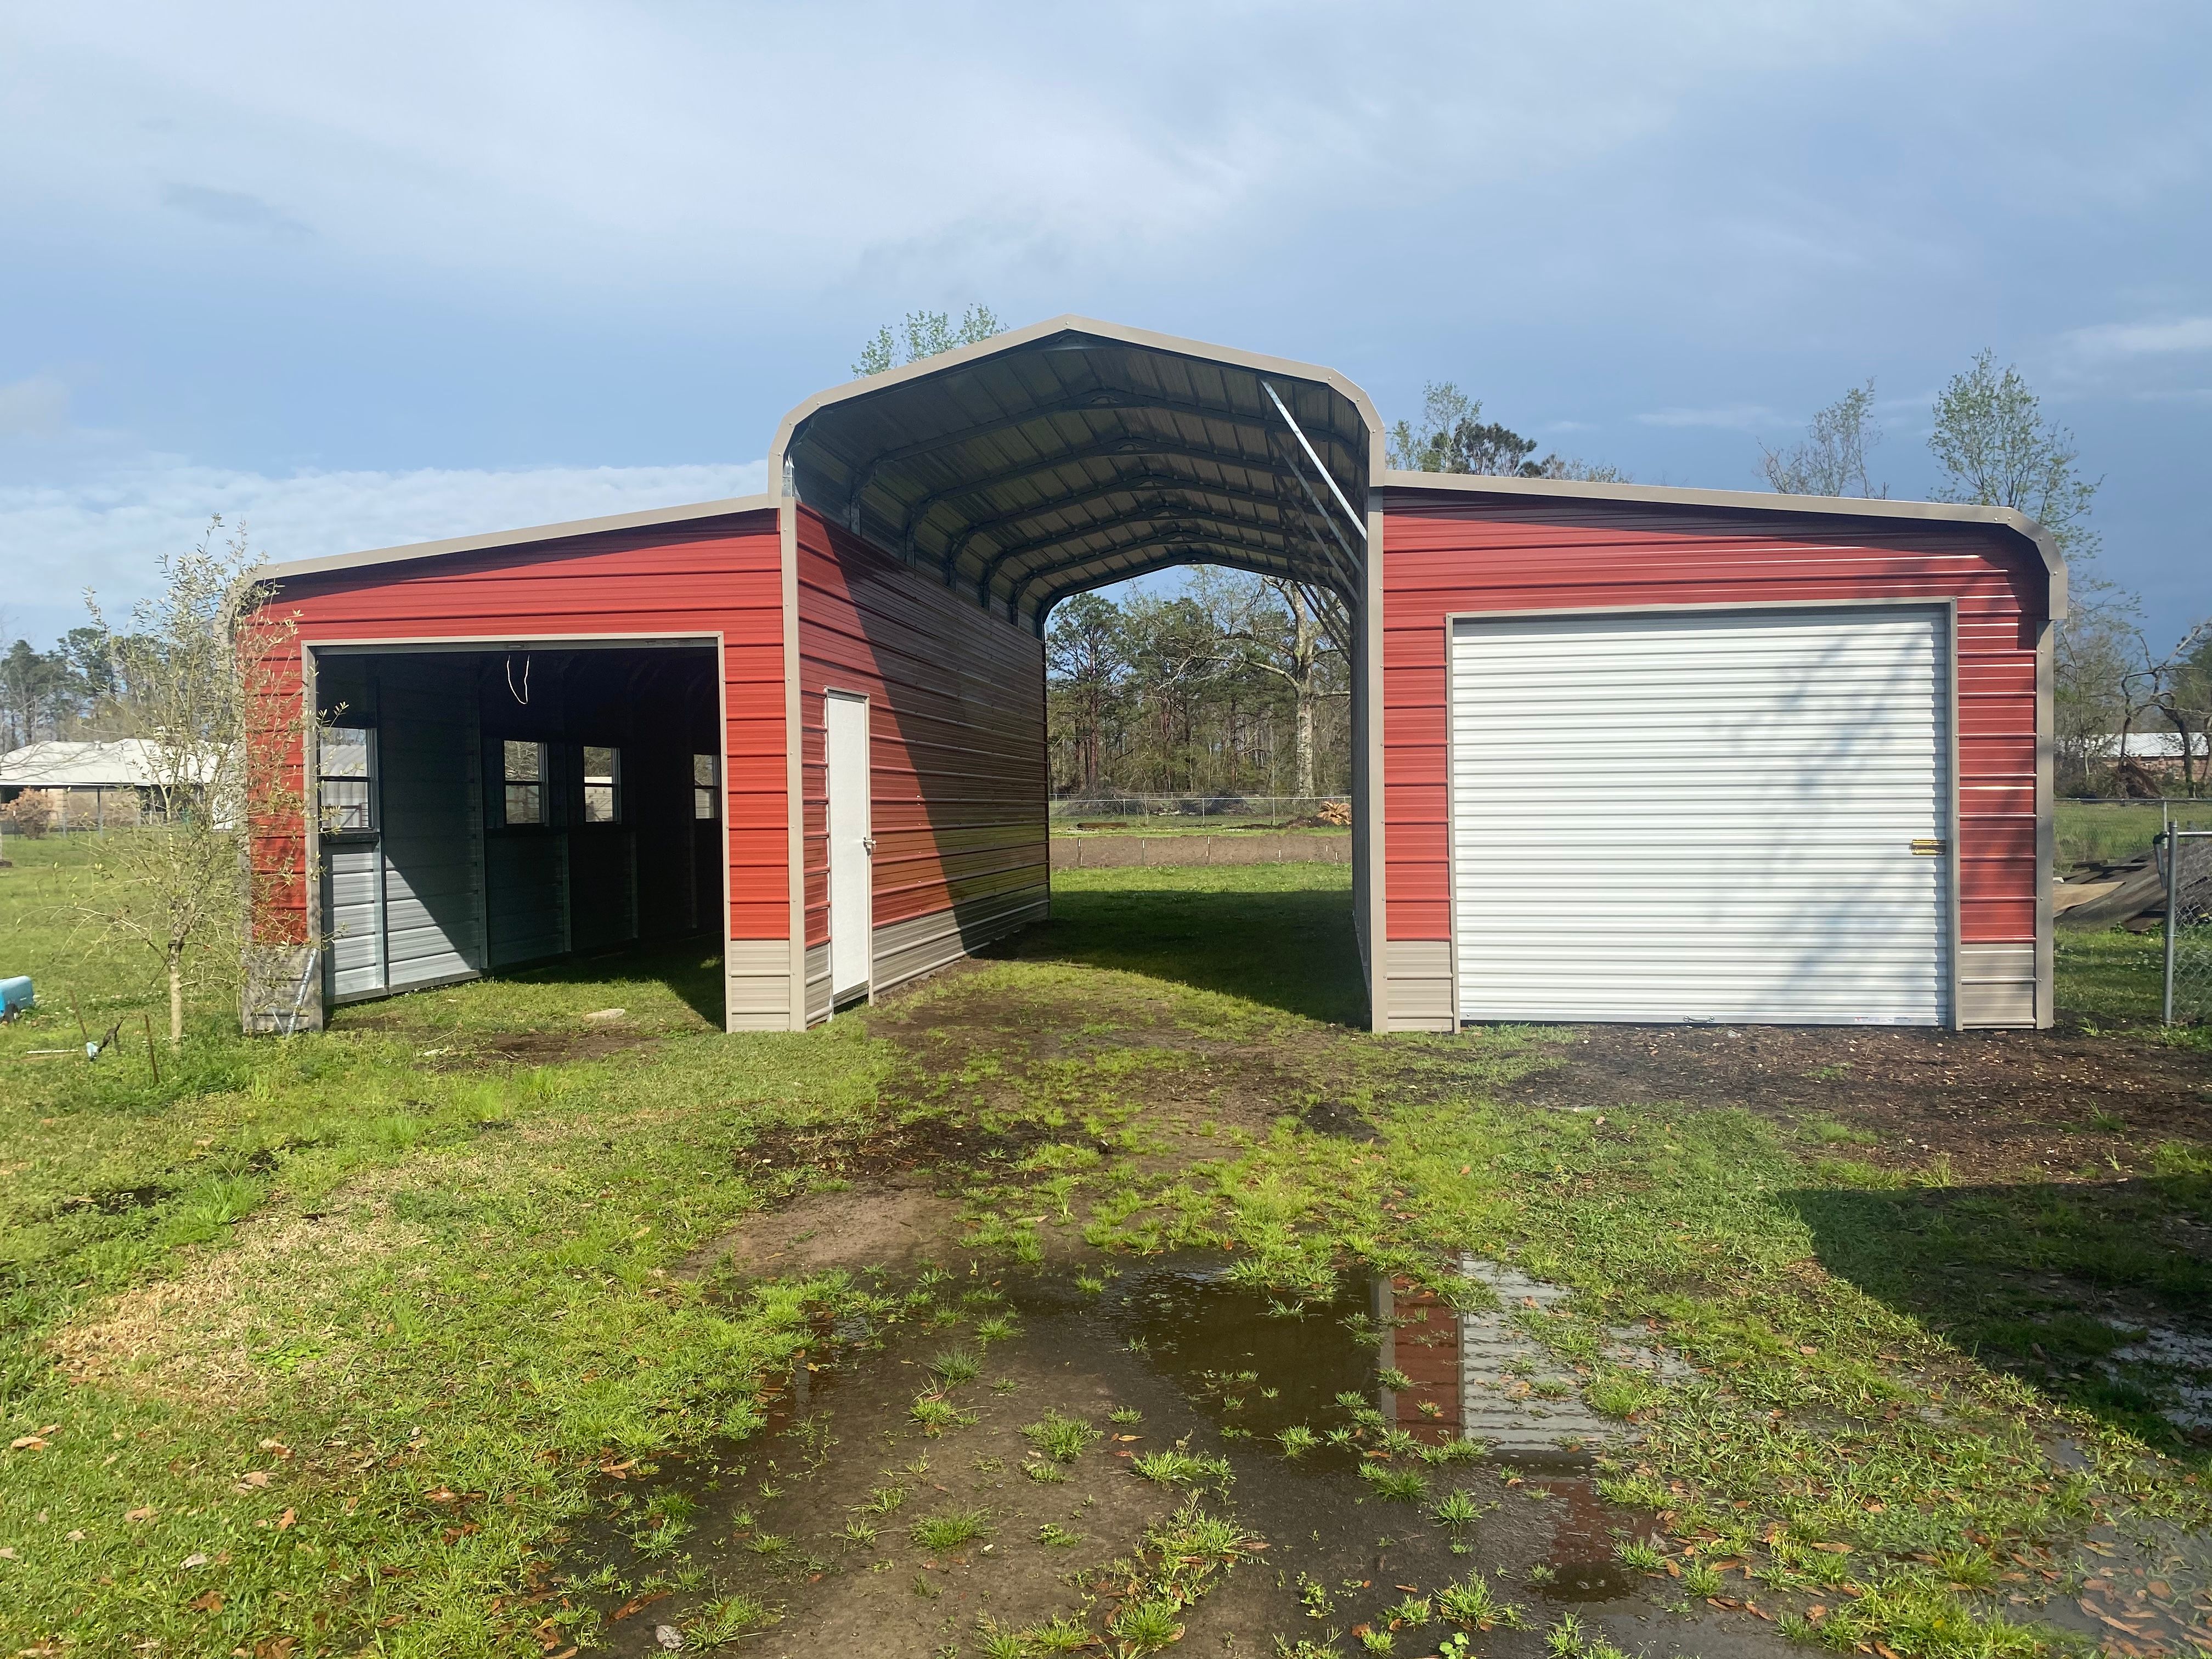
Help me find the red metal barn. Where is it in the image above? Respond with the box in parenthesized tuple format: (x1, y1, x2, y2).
(242, 318, 2061, 1036)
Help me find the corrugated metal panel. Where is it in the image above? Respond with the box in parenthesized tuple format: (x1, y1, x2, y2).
(323, 843, 383, 998)
(782, 328, 1369, 633)
(795, 509, 1048, 1020)
(488, 837, 568, 967)
(377, 663, 482, 990)
(1957, 942, 2036, 1027)
(1380, 490, 2049, 1029)
(1383, 939, 1454, 1033)
(569, 830, 638, 955)
(1449, 608, 1951, 1025)
(725, 939, 792, 1031)
(255, 513, 787, 959)
(872, 885, 1050, 997)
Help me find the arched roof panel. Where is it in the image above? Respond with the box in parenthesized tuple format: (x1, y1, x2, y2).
(769, 316, 1380, 632)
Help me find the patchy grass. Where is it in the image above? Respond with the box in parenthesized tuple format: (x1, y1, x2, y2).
(4, 847, 2211, 1657)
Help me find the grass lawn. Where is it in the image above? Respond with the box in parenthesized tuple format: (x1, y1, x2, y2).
(3, 833, 2211, 1656)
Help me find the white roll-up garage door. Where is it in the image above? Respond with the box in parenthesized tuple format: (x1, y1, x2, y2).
(1449, 606, 1951, 1025)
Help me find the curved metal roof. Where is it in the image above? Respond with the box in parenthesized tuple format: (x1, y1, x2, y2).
(768, 315, 1382, 634)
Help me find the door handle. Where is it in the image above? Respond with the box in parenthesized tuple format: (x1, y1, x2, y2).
(862, 836, 876, 854)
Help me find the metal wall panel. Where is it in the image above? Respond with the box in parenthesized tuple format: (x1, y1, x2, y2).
(488, 836, 568, 967)
(794, 508, 1048, 1022)
(251, 512, 787, 979)
(1449, 608, 1951, 1025)
(1957, 942, 2036, 1027)
(1381, 490, 2052, 1029)
(568, 829, 638, 955)
(724, 939, 793, 1031)
(323, 844, 384, 998)
(376, 662, 483, 989)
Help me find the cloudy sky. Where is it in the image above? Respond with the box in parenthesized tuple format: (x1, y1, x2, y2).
(3, 0, 2207, 644)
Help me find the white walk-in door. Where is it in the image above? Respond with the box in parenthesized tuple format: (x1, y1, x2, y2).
(1449, 607, 1951, 1025)
(825, 693, 872, 1003)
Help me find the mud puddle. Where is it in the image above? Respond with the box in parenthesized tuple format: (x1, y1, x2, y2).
(575, 1256, 1793, 1657)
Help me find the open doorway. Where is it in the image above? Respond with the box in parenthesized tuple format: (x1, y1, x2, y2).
(309, 642, 723, 1013)
(1028, 562, 1359, 1023)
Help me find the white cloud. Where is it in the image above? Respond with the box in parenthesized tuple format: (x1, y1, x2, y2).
(2, 456, 769, 636)
(0, 377, 70, 438)
(2062, 317, 2212, 360)
(0, 1, 1993, 300)
(159, 180, 314, 241)
(1635, 404, 1786, 431)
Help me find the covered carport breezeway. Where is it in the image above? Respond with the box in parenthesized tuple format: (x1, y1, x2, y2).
(244, 316, 2056, 1036)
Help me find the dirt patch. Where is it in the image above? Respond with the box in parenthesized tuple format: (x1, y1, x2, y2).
(866, 956, 1370, 1172)
(681, 1181, 966, 1278)
(1500, 1023, 2212, 1183)
(580, 1257, 1785, 1659)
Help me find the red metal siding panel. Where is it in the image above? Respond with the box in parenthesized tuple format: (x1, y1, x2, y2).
(251, 513, 787, 943)
(1381, 495, 2048, 949)
(794, 507, 1047, 953)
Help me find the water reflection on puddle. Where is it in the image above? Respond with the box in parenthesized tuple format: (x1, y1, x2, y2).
(581, 1256, 1788, 1657)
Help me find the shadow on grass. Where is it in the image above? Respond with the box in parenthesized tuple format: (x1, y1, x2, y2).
(1001, 878, 1364, 1027)
(1784, 1173, 2212, 1449)
(477, 934, 726, 1027)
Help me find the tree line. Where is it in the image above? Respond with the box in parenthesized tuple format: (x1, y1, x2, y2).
(0, 627, 134, 751)
(1757, 353, 2209, 796)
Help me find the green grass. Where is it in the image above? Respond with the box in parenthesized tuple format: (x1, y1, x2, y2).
(1020, 1410, 1101, 1463)
(1130, 1448, 1234, 1489)
(2057, 926, 2212, 1045)
(5, 842, 2211, 1658)
(909, 1508, 991, 1551)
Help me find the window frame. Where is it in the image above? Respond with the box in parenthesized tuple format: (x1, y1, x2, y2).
(500, 738, 548, 829)
(317, 724, 378, 836)
(582, 744, 622, 826)
(692, 752, 720, 822)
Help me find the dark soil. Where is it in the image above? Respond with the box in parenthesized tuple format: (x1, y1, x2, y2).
(1500, 1023, 2212, 1183)
(584, 1256, 1788, 1659)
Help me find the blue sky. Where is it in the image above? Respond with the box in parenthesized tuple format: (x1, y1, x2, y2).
(4, 1, 2207, 646)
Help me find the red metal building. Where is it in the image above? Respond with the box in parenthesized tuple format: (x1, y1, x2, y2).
(243, 318, 2061, 1036)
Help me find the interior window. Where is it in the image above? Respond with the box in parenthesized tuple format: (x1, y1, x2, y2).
(693, 753, 718, 821)
(583, 746, 620, 823)
(318, 726, 374, 832)
(503, 740, 544, 826)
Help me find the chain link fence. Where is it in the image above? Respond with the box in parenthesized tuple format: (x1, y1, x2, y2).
(1051, 793, 1351, 828)
(2164, 828, 2212, 1025)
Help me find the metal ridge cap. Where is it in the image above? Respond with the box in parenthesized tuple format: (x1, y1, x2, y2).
(1379, 471, 2066, 619)
(249, 492, 780, 583)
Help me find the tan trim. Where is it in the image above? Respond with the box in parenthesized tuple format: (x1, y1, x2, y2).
(1944, 601, 1963, 1031)
(301, 644, 324, 1025)
(1380, 472, 2067, 622)
(1364, 492, 1388, 1033)
(714, 630, 737, 1034)
(2035, 618, 2056, 1027)
(780, 498, 806, 1032)
(251, 495, 778, 585)
(306, 634, 716, 653)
